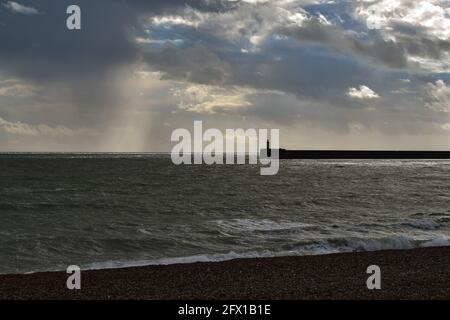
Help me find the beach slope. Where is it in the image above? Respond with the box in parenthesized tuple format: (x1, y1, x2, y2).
(1, 247, 450, 300)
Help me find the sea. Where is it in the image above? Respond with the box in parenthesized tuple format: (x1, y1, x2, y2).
(1, 153, 449, 274)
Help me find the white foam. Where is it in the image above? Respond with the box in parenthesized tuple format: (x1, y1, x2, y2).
(27, 234, 449, 274)
(82, 235, 449, 271)
(343, 235, 414, 251)
(421, 235, 449, 247)
(407, 219, 439, 230)
(84, 250, 284, 271)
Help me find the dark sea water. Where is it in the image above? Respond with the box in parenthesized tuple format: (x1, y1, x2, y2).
(1, 153, 450, 274)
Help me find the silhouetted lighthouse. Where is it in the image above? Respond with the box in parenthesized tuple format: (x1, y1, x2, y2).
(267, 139, 271, 157)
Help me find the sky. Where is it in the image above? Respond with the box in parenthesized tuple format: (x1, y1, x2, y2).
(0, 0, 449, 152)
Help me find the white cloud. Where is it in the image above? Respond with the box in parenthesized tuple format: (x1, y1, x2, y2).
(0, 80, 35, 98)
(135, 37, 183, 45)
(146, 1, 329, 52)
(347, 85, 380, 99)
(424, 80, 450, 113)
(150, 12, 203, 27)
(356, 0, 450, 40)
(2, 1, 39, 15)
(240, 0, 270, 4)
(441, 123, 450, 131)
(172, 84, 255, 114)
(354, 0, 450, 71)
(0, 117, 96, 137)
(171, 83, 284, 114)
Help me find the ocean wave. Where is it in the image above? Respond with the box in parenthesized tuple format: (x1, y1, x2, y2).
(329, 234, 450, 252)
(406, 219, 439, 230)
(213, 218, 314, 232)
(422, 235, 449, 247)
(340, 235, 414, 251)
(80, 235, 450, 272)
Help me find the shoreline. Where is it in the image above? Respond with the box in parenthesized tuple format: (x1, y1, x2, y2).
(1, 247, 450, 300)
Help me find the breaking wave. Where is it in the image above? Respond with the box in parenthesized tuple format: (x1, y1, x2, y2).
(82, 234, 450, 272)
(406, 219, 439, 230)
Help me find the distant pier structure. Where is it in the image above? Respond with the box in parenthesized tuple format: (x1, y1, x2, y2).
(261, 144, 450, 159)
(278, 149, 450, 159)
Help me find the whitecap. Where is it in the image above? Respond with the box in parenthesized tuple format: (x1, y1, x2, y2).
(407, 219, 439, 230)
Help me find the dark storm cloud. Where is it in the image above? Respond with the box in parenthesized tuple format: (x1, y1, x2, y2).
(349, 0, 450, 72)
(0, 0, 446, 97)
(135, 0, 443, 109)
(144, 44, 232, 85)
(0, 0, 449, 152)
(138, 10, 388, 106)
(0, 0, 239, 115)
(0, 0, 234, 81)
(278, 20, 409, 69)
(141, 34, 381, 109)
(387, 22, 450, 61)
(0, 0, 132, 80)
(220, 0, 449, 72)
